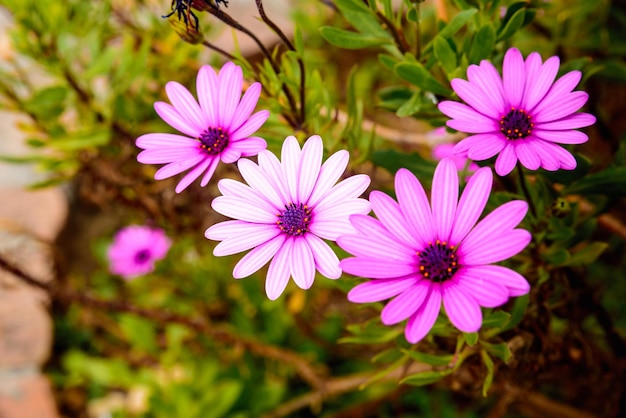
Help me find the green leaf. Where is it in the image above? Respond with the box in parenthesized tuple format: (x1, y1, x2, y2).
(497, 7, 525, 41)
(25, 86, 67, 118)
(469, 23, 496, 64)
(48, 129, 110, 151)
(341, 321, 403, 344)
(542, 248, 570, 265)
(481, 350, 495, 396)
(559, 242, 609, 266)
(396, 91, 422, 117)
(334, 0, 390, 37)
(564, 166, 626, 196)
(395, 62, 452, 95)
(482, 342, 512, 364)
(294, 26, 304, 54)
(372, 149, 437, 181)
(402, 350, 454, 367)
(434, 36, 457, 74)
(503, 294, 529, 331)
(203, 380, 242, 418)
(438, 8, 478, 40)
(463, 332, 478, 346)
(320, 27, 390, 49)
(482, 311, 511, 329)
(400, 369, 452, 386)
(119, 314, 157, 353)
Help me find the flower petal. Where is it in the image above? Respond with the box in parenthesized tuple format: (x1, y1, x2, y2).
(533, 92, 589, 123)
(298, 135, 323, 203)
(431, 158, 459, 241)
(238, 158, 283, 209)
(337, 233, 415, 262)
(460, 200, 528, 251)
(340, 257, 416, 279)
(196, 65, 218, 127)
(533, 129, 588, 145)
(213, 225, 280, 256)
(233, 234, 286, 278)
(522, 55, 560, 111)
(230, 136, 267, 157)
(231, 110, 270, 139)
(449, 167, 492, 244)
(199, 156, 220, 187)
(451, 78, 500, 117)
(439, 101, 499, 133)
(348, 277, 416, 303)
(211, 195, 276, 223)
(305, 234, 342, 279)
(291, 238, 315, 290)
(461, 229, 531, 265)
(467, 60, 506, 113)
(453, 133, 506, 161)
(314, 174, 371, 211)
(175, 157, 213, 193)
(494, 143, 518, 176)
(381, 280, 429, 325)
(165, 81, 206, 132)
(154, 102, 200, 137)
(529, 71, 581, 114)
(265, 240, 292, 300)
(534, 113, 596, 131)
(502, 47, 525, 108)
(348, 214, 402, 243)
(405, 284, 440, 343)
(154, 154, 206, 180)
(464, 265, 530, 296)
(370, 190, 419, 248)
(217, 62, 243, 128)
(258, 150, 290, 204)
(230, 82, 262, 132)
(308, 150, 349, 206)
(205, 219, 256, 240)
(395, 168, 435, 247)
(514, 140, 542, 171)
(281, 135, 301, 202)
(455, 267, 509, 308)
(442, 282, 482, 332)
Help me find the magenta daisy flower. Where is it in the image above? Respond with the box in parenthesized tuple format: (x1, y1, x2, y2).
(338, 159, 531, 343)
(438, 47, 596, 176)
(136, 62, 270, 193)
(107, 225, 171, 280)
(205, 135, 371, 300)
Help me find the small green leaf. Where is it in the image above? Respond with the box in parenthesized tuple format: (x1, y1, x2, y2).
(469, 23, 496, 63)
(559, 242, 609, 266)
(497, 8, 525, 41)
(438, 8, 478, 40)
(464, 332, 478, 346)
(503, 294, 529, 331)
(396, 91, 422, 117)
(481, 350, 495, 396)
(400, 369, 452, 386)
(395, 62, 452, 96)
(564, 166, 626, 196)
(320, 27, 390, 49)
(482, 342, 512, 363)
(482, 311, 511, 329)
(434, 36, 457, 74)
(402, 350, 454, 367)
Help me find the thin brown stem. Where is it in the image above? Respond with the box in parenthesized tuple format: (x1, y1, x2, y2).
(375, 11, 410, 55)
(201, 40, 237, 60)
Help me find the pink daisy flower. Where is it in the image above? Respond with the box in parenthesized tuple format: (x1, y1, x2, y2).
(136, 62, 270, 193)
(205, 135, 371, 300)
(107, 225, 171, 280)
(438, 47, 596, 176)
(338, 159, 531, 343)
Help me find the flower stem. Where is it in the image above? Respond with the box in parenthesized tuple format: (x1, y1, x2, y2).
(516, 164, 538, 218)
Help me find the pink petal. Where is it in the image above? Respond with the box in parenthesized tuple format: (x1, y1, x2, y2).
(233, 234, 286, 279)
(465, 265, 530, 296)
(137, 147, 200, 164)
(213, 225, 280, 256)
(514, 140, 542, 170)
(534, 113, 596, 131)
(154, 154, 206, 180)
(290, 238, 315, 290)
(539, 140, 577, 170)
(196, 65, 218, 127)
(405, 284, 440, 343)
(298, 135, 323, 203)
(175, 157, 213, 193)
(308, 150, 349, 206)
(449, 167, 492, 244)
(453, 133, 506, 161)
(231, 110, 270, 140)
(442, 282, 482, 332)
(205, 219, 257, 240)
(431, 158, 459, 241)
(381, 280, 429, 325)
(522, 55, 560, 111)
(305, 234, 341, 279)
(395, 169, 435, 247)
(529, 140, 561, 171)
(217, 178, 262, 200)
(337, 234, 415, 262)
(265, 239, 292, 300)
(348, 277, 416, 303)
(315, 199, 371, 222)
(313, 174, 371, 211)
(237, 158, 283, 209)
(348, 214, 402, 243)
(281, 135, 301, 202)
(533, 91, 589, 123)
(340, 257, 416, 279)
(199, 156, 220, 187)
(502, 48, 525, 108)
(529, 71, 581, 114)
(230, 82, 262, 132)
(369, 191, 419, 248)
(460, 200, 528, 250)
(494, 143, 518, 176)
(258, 150, 290, 204)
(533, 129, 588, 145)
(211, 195, 277, 223)
(136, 132, 198, 150)
(230, 136, 267, 157)
(451, 78, 500, 117)
(154, 102, 201, 137)
(309, 218, 359, 241)
(455, 268, 509, 308)
(439, 101, 499, 133)
(165, 81, 206, 132)
(467, 60, 506, 113)
(460, 229, 531, 265)
(219, 146, 242, 164)
(217, 62, 243, 128)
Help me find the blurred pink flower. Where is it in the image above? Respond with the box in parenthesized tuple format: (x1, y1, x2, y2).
(136, 62, 269, 193)
(438, 47, 595, 176)
(432, 142, 479, 174)
(339, 159, 531, 343)
(107, 225, 171, 279)
(205, 135, 371, 300)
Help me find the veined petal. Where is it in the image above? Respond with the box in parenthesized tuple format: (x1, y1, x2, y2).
(467, 60, 506, 112)
(451, 78, 500, 117)
(502, 47, 525, 108)
(298, 135, 323, 203)
(315, 199, 371, 221)
(238, 158, 283, 209)
(217, 62, 243, 128)
(231, 110, 270, 139)
(442, 282, 482, 332)
(348, 214, 402, 243)
(309, 218, 358, 241)
(522, 55, 559, 111)
(230, 136, 267, 157)
(258, 150, 290, 204)
(154, 102, 200, 138)
(453, 133, 506, 161)
(165, 81, 206, 132)
(196, 65, 218, 127)
(534, 113, 596, 131)
(439, 101, 499, 133)
(233, 234, 286, 278)
(337, 234, 415, 262)
(205, 219, 259, 240)
(281, 135, 301, 202)
(514, 140, 542, 171)
(348, 277, 416, 303)
(395, 169, 435, 246)
(199, 157, 220, 187)
(533, 129, 588, 145)
(340, 257, 416, 279)
(460, 200, 528, 250)
(431, 158, 459, 241)
(529, 140, 561, 171)
(370, 191, 419, 248)
(314, 174, 370, 211)
(175, 157, 213, 193)
(308, 150, 349, 206)
(219, 146, 242, 164)
(461, 229, 531, 265)
(137, 147, 200, 164)
(154, 154, 206, 180)
(213, 226, 280, 256)
(265, 239, 292, 300)
(136, 133, 198, 150)
(539, 140, 577, 170)
(211, 195, 277, 223)
(455, 268, 509, 308)
(230, 82, 262, 132)
(291, 238, 315, 290)
(305, 234, 341, 279)
(449, 167, 492, 244)
(464, 265, 530, 296)
(529, 70, 581, 115)
(494, 143, 518, 176)
(405, 284, 440, 343)
(533, 91, 589, 123)
(381, 280, 429, 325)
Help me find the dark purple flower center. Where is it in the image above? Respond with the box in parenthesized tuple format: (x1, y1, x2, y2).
(277, 203, 312, 236)
(500, 107, 533, 141)
(134, 249, 152, 264)
(199, 127, 229, 155)
(416, 240, 458, 283)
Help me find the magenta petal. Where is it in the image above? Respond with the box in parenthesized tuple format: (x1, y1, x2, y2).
(539, 140, 577, 170)
(154, 102, 200, 138)
(454, 133, 506, 161)
(137, 147, 199, 164)
(336, 234, 415, 262)
(305, 234, 341, 279)
(233, 234, 286, 279)
(211, 195, 276, 223)
(281, 135, 301, 202)
(381, 280, 429, 325)
(205, 220, 253, 240)
(451, 78, 500, 117)
(348, 277, 416, 303)
(529, 70, 581, 115)
(466, 265, 530, 296)
(461, 229, 531, 265)
(348, 214, 401, 243)
(165, 81, 206, 132)
(442, 282, 482, 332)
(455, 268, 509, 308)
(449, 167, 492, 244)
(217, 62, 243, 128)
(534, 113, 596, 131)
(529, 140, 561, 171)
(439, 101, 499, 133)
(370, 191, 419, 247)
(308, 150, 349, 206)
(502, 47, 525, 108)
(494, 144, 518, 176)
(467, 60, 506, 113)
(196, 65, 218, 127)
(175, 157, 213, 193)
(314, 174, 371, 211)
(522, 54, 559, 111)
(533, 129, 588, 145)
(213, 225, 279, 256)
(266, 239, 292, 300)
(154, 154, 206, 180)
(340, 257, 416, 279)
(231, 110, 270, 139)
(431, 158, 458, 241)
(514, 140, 542, 171)
(404, 284, 441, 344)
(291, 238, 315, 290)
(237, 158, 284, 208)
(395, 169, 435, 246)
(230, 136, 267, 157)
(257, 150, 290, 204)
(534, 91, 589, 123)
(136, 133, 198, 150)
(230, 82, 262, 132)
(460, 200, 528, 250)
